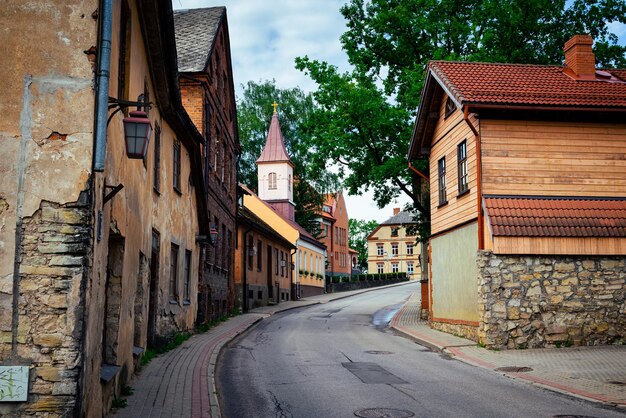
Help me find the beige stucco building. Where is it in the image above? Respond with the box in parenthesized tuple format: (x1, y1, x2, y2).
(0, 1, 216, 416)
(367, 209, 421, 279)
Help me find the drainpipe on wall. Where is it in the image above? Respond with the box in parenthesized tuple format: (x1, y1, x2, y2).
(463, 107, 484, 250)
(291, 246, 298, 299)
(93, 0, 113, 172)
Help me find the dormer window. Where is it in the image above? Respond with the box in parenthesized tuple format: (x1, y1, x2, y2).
(268, 172, 277, 190)
(444, 96, 456, 119)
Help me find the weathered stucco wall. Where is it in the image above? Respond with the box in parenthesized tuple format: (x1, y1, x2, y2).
(430, 222, 480, 323)
(477, 251, 626, 349)
(0, 1, 97, 416)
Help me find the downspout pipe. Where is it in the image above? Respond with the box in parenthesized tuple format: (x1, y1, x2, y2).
(463, 107, 484, 250)
(94, 0, 113, 172)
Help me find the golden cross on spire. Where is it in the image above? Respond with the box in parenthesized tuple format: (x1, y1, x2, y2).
(272, 101, 278, 113)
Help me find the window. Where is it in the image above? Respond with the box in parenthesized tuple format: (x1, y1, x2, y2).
(444, 96, 456, 119)
(288, 174, 291, 191)
(457, 140, 469, 195)
(391, 243, 398, 256)
(268, 172, 277, 189)
(438, 157, 447, 205)
(173, 140, 181, 193)
(377, 263, 384, 274)
(184, 250, 191, 303)
(406, 243, 413, 255)
(222, 224, 226, 269)
(280, 251, 285, 277)
(170, 244, 179, 302)
(377, 244, 384, 256)
(257, 240, 262, 271)
(247, 234, 253, 270)
(117, 0, 131, 114)
(214, 130, 220, 172)
(391, 227, 399, 237)
(407, 262, 414, 275)
(274, 248, 279, 275)
(153, 122, 161, 193)
(392, 263, 399, 273)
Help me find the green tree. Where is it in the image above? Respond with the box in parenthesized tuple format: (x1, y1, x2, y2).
(348, 218, 379, 270)
(236, 80, 338, 238)
(297, 0, 626, 243)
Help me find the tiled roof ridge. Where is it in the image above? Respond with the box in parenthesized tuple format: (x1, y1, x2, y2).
(430, 60, 563, 69)
(483, 194, 626, 201)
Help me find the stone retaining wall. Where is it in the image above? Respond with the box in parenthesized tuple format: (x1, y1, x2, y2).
(477, 251, 625, 349)
(0, 200, 90, 417)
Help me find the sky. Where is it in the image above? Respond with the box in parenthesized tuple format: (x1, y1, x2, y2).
(173, 0, 412, 223)
(172, 0, 625, 223)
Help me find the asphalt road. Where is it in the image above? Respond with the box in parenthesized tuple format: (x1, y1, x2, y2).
(217, 284, 624, 418)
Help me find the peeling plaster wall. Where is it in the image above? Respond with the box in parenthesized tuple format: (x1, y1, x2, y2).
(0, 1, 98, 416)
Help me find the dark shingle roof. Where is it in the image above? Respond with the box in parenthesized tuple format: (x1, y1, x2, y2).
(484, 195, 626, 237)
(173, 7, 224, 72)
(382, 210, 416, 225)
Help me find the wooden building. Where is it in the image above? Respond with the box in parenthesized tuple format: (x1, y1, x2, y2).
(409, 35, 626, 348)
(174, 7, 240, 322)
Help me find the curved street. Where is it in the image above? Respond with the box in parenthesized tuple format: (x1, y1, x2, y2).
(217, 282, 624, 418)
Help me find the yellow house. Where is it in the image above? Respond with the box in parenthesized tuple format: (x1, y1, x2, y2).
(367, 209, 421, 279)
(241, 185, 326, 298)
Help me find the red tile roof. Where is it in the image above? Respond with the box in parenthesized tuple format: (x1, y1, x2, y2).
(483, 196, 626, 238)
(257, 112, 293, 165)
(430, 61, 626, 109)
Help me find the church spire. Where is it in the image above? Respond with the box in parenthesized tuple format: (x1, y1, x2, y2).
(256, 103, 293, 166)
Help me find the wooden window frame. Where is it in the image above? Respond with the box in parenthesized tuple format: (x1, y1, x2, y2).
(377, 263, 384, 274)
(247, 234, 254, 270)
(153, 122, 161, 194)
(257, 240, 263, 271)
(457, 140, 469, 196)
(391, 243, 399, 256)
(173, 140, 181, 194)
(444, 96, 456, 119)
(183, 250, 191, 304)
(169, 243, 179, 303)
(438, 157, 447, 206)
(376, 244, 384, 256)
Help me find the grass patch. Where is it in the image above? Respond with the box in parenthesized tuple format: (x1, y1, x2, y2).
(121, 385, 134, 396)
(141, 331, 192, 366)
(111, 397, 127, 409)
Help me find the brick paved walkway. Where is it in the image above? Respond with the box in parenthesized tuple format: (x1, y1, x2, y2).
(110, 313, 265, 418)
(390, 292, 626, 407)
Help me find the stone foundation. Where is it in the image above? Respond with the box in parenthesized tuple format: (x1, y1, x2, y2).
(477, 251, 625, 349)
(430, 321, 479, 342)
(0, 200, 90, 417)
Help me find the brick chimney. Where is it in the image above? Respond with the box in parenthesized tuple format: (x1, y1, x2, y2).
(564, 35, 596, 80)
(393, 207, 400, 216)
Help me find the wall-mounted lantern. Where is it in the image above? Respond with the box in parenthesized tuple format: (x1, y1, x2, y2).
(123, 110, 152, 159)
(108, 94, 153, 160)
(209, 225, 219, 246)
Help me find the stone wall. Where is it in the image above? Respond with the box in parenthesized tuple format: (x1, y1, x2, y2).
(477, 251, 625, 349)
(0, 200, 90, 417)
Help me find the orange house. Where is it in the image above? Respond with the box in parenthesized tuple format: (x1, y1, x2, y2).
(409, 35, 626, 349)
(319, 192, 351, 278)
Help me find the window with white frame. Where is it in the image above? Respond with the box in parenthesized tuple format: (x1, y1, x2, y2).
(392, 263, 399, 273)
(406, 243, 413, 255)
(377, 263, 384, 274)
(391, 243, 398, 256)
(377, 244, 384, 256)
(407, 262, 414, 275)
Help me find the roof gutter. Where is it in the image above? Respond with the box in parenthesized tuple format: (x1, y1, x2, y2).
(464, 106, 484, 250)
(408, 161, 429, 182)
(467, 103, 626, 114)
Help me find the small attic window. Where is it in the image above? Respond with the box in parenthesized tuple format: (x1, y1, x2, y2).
(444, 96, 456, 119)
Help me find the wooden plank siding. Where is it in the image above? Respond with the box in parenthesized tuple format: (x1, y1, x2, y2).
(481, 120, 626, 197)
(429, 95, 479, 235)
(493, 236, 625, 255)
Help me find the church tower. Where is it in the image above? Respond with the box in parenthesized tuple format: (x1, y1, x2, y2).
(257, 103, 295, 221)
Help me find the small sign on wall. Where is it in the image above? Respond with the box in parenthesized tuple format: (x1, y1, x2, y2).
(0, 366, 29, 402)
